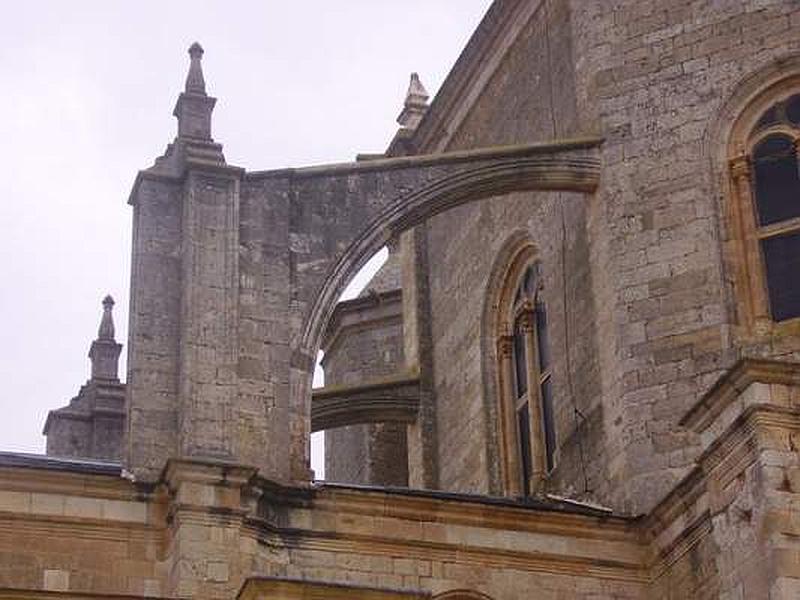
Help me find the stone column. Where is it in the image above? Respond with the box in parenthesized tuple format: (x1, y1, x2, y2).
(520, 308, 546, 492)
(496, 333, 521, 496)
(729, 155, 768, 324)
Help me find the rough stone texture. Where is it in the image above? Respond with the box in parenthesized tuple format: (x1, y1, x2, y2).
(380, 0, 800, 514)
(125, 67, 599, 483)
(44, 297, 124, 461)
(567, 0, 800, 514)
(321, 266, 409, 487)
(15, 1, 800, 597)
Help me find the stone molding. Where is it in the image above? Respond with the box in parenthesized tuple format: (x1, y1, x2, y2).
(247, 137, 600, 181)
(300, 139, 601, 356)
(311, 375, 420, 433)
(643, 360, 800, 589)
(679, 358, 800, 432)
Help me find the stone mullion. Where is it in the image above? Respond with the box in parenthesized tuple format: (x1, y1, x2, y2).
(730, 156, 769, 324)
(520, 308, 546, 492)
(496, 333, 521, 496)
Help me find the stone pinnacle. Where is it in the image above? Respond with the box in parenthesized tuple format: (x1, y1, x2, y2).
(406, 73, 429, 108)
(397, 72, 430, 129)
(185, 42, 206, 95)
(98, 294, 116, 341)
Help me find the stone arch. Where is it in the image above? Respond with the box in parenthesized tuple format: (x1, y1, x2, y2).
(707, 53, 800, 164)
(301, 151, 599, 357)
(299, 144, 600, 481)
(479, 230, 538, 495)
(705, 53, 800, 331)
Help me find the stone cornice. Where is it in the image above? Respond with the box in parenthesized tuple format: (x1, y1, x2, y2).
(647, 403, 800, 541)
(306, 484, 636, 535)
(128, 156, 244, 206)
(311, 375, 420, 433)
(0, 452, 124, 484)
(679, 358, 800, 432)
(161, 457, 257, 491)
(245, 138, 603, 181)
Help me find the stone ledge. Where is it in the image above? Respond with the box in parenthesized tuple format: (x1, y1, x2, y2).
(311, 376, 420, 432)
(246, 137, 602, 180)
(679, 358, 800, 432)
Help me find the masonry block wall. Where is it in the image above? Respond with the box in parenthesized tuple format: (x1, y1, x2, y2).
(568, 0, 800, 513)
(322, 261, 408, 486)
(408, 0, 605, 498)
(380, 0, 800, 513)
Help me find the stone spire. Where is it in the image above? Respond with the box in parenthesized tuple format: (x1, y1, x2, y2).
(89, 294, 122, 381)
(397, 73, 430, 130)
(98, 294, 115, 340)
(185, 42, 206, 94)
(173, 42, 217, 140)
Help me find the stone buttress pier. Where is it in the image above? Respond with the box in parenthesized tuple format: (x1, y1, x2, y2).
(125, 44, 602, 485)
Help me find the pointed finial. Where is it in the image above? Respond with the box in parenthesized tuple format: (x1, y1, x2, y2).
(397, 72, 430, 129)
(89, 294, 122, 380)
(98, 294, 116, 341)
(406, 73, 429, 106)
(185, 42, 206, 95)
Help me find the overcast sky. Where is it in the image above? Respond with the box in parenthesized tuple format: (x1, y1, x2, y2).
(0, 1, 491, 475)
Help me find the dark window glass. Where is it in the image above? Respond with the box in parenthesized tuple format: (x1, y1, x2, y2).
(752, 135, 800, 226)
(517, 403, 531, 496)
(513, 321, 528, 398)
(762, 231, 800, 322)
(756, 104, 780, 130)
(787, 95, 800, 126)
(540, 378, 556, 472)
(535, 301, 550, 372)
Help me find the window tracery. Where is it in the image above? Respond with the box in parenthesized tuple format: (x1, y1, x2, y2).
(729, 91, 800, 325)
(495, 255, 555, 497)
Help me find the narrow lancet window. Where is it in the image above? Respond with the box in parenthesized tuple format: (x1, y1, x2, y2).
(747, 98, 800, 322)
(500, 260, 556, 496)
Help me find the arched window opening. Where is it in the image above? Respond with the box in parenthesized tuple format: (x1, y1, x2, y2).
(752, 134, 799, 226)
(729, 91, 800, 325)
(496, 257, 555, 497)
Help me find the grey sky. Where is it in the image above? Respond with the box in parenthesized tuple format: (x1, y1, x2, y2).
(0, 1, 491, 475)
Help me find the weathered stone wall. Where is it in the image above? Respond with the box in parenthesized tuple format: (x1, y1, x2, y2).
(0, 456, 649, 600)
(0, 462, 163, 596)
(567, 0, 800, 513)
(43, 412, 91, 458)
(322, 286, 408, 486)
(44, 381, 126, 462)
(421, 191, 603, 497)
(414, 0, 603, 497)
(405, 0, 800, 513)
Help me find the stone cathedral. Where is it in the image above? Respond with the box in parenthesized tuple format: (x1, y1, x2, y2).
(3, 0, 800, 597)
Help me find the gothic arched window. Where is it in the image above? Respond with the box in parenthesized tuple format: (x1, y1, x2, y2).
(729, 92, 800, 324)
(496, 258, 555, 497)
